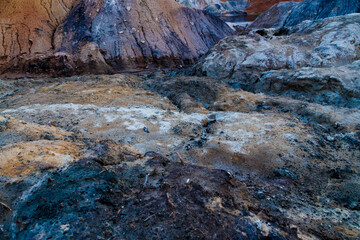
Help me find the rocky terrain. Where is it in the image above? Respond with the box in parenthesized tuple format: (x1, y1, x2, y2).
(0, 0, 359, 239)
(1, 73, 359, 239)
(190, 13, 360, 108)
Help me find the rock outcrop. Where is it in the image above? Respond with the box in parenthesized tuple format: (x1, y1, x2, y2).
(245, 0, 302, 14)
(55, 0, 233, 70)
(249, 1, 300, 29)
(177, 0, 301, 14)
(177, 0, 223, 9)
(177, 0, 302, 22)
(0, 0, 233, 77)
(190, 13, 360, 107)
(256, 61, 360, 108)
(251, 0, 360, 29)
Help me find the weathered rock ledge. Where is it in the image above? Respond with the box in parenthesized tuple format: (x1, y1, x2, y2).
(189, 13, 360, 108)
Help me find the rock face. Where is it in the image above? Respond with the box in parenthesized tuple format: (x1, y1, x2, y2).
(55, 0, 233, 70)
(0, 0, 233, 76)
(190, 13, 360, 107)
(177, 0, 302, 22)
(177, 0, 301, 14)
(203, 1, 250, 21)
(0, 0, 77, 67)
(245, 0, 302, 14)
(177, 0, 223, 9)
(250, 1, 300, 29)
(251, 0, 360, 29)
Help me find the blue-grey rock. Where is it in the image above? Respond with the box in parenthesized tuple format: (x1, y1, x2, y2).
(55, 0, 234, 71)
(251, 0, 360, 29)
(190, 13, 360, 108)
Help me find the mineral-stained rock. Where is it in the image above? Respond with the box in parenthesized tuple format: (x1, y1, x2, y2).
(54, 0, 233, 70)
(9, 158, 289, 240)
(0, 116, 83, 179)
(177, 0, 301, 15)
(0, 0, 77, 67)
(177, 0, 249, 10)
(145, 76, 230, 113)
(190, 13, 360, 107)
(251, 0, 360, 29)
(244, 0, 302, 14)
(177, 0, 302, 22)
(0, 0, 233, 76)
(250, 1, 300, 29)
(0, 74, 360, 239)
(255, 61, 360, 108)
(0, 140, 82, 178)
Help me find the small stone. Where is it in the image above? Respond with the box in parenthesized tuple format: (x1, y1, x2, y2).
(326, 136, 335, 142)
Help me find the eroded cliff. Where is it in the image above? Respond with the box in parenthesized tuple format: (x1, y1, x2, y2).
(0, 0, 233, 77)
(0, 0, 77, 66)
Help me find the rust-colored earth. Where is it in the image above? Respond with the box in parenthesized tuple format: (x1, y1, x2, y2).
(245, 0, 303, 14)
